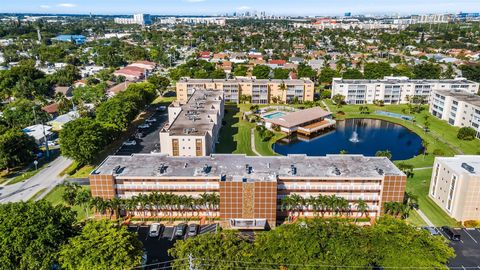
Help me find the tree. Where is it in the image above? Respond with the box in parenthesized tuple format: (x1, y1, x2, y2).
(460, 64, 480, 82)
(0, 129, 38, 171)
(252, 65, 271, 79)
(233, 65, 248, 77)
(375, 150, 392, 160)
(59, 220, 143, 270)
(457, 127, 476, 140)
(364, 62, 392, 79)
(147, 74, 170, 93)
(0, 201, 76, 270)
(60, 118, 110, 165)
(318, 67, 339, 85)
(72, 83, 107, 104)
(2, 99, 48, 128)
(332, 94, 345, 107)
(273, 68, 290, 79)
(342, 68, 363, 79)
(413, 63, 441, 79)
(297, 63, 316, 80)
(49, 64, 81, 86)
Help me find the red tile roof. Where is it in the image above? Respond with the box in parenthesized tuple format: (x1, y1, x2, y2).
(268, 59, 287, 65)
(42, 103, 59, 114)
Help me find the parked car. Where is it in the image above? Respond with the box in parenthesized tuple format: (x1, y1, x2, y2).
(146, 118, 157, 123)
(136, 131, 146, 138)
(138, 123, 150, 129)
(156, 106, 166, 112)
(422, 226, 440, 236)
(123, 138, 137, 146)
(187, 224, 199, 237)
(46, 141, 57, 147)
(148, 223, 163, 237)
(174, 223, 187, 239)
(442, 226, 461, 241)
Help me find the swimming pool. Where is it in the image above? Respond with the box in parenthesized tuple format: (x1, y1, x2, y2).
(263, 111, 286, 119)
(375, 110, 413, 121)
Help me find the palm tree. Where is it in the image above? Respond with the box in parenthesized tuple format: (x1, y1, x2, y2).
(422, 140, 429, 160)
(355, 199, 369, 222)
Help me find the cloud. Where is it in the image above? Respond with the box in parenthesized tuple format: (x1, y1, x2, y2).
(57, 3, 77, 8)
(185, 0, 205, 2)
(40, 5, 51, 9)
(237, 6, 251, 11)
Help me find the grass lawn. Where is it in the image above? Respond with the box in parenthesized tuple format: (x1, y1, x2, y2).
(71, 165, 95, 178)
(406, 168, 458, 227)
(406, 210, 427, 227)
(43, 185, 90, 221)
(216, 103, 256, 156)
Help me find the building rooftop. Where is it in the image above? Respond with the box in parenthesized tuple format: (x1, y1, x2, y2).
(437, 155, 480, 176)
(333, 77, 478, 85)
(92, 154, 404, 181)
(162, 89, 223, 136)
(434, 90, 480, 107)
(264, 107, 332, 128)
(178, 77, 314, 85)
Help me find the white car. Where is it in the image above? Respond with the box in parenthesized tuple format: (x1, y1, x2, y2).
(148, 223, 161, 237)
(156, 106, 167, 112)
(138, 123, 150, 129)
(122, 139, 137, 146)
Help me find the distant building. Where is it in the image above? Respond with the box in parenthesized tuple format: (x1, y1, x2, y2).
(331, 76, 479, 105)
(159, 89, 224, 157)
(114, 66, 146, 81)
(429, 89, 480, 139)
(114, 14, 152, 26)
(413, 14, 452, 24)
(429, 155, 480, 222)
(48, 111, 79, 131)
(22, 124, 53, 145)
(53, 35, 86, 45)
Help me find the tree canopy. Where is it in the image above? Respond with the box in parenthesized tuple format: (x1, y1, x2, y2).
(0, 201, 77, 270)
(170, 217, 454, 270)
(0, 129, 38, 171)
(252, 65, 271, 79)
(59, 220, 143, 270)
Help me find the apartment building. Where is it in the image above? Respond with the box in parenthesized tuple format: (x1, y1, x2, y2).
(159, 89, 224, 157)
(331, 76, 479, 105)
(114, 14, 152, 26)
(430, 90, 480, 139)
(90, 154, 406, 229)
(176, 78, 315, 104)
(429, 155, 480, 222)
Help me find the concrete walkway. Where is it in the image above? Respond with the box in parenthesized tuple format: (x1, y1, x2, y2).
(416, 209, 435, 227)
(413, 166, 433, 171)
(250, 129, 262, 156)
(321, 100, 331, 112)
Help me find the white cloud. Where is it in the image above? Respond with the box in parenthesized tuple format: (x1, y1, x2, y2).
(40, 5, 51, 9)
(185, 0, 205, 3)
(237, 6, 251, 11)
(57, 3, 77, 8)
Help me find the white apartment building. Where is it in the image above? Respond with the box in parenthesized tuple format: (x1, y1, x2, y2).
(114, 14, 151, 25)
(159, 89, 224, 157)
(429, 155, 480, 222)
(331, 76, 479, 105)
(430, 90, 480, 139)
(414, 14, 452, 24)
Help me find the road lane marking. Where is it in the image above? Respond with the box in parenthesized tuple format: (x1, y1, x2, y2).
(463, 229, 479, 244)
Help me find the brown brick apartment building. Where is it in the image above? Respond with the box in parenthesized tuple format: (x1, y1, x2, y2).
(90, 154, 406, 228)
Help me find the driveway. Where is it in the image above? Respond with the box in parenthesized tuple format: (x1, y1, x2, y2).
(0, 156, 72, 203)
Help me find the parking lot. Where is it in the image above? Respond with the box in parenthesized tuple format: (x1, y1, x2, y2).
(434, 227, 480, 269)
(128, 223, 218, 269)
(115, 109, 168, 156)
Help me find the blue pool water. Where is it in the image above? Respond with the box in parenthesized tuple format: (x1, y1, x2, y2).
(273, 118, 423, 160)
(263, 112, 286, 119)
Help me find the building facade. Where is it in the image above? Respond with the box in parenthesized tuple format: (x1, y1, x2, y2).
(114, 14, 152, 25)
(332, 77, 479, 105)
(176, 78, 315, 104)
(429, 90, 480, 139)
(90, 154, 407, 228)
(159, 89, 224, 157)
(429, 155, 480, 222)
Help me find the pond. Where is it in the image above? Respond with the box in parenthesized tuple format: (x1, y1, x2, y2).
(273, 118, 423, 161)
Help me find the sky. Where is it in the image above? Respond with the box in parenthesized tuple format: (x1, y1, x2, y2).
(1, 0, 480, 16)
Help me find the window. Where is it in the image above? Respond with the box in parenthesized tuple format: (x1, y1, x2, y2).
(446, 175, 457, 212)
(431, 164, 440, 196)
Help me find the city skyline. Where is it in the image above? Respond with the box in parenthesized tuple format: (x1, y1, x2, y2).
(1, 0, 480, 16)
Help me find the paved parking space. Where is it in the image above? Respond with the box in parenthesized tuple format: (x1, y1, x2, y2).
(436, 227, 480, 269)
(115, 111, 168, 156)
(128, 223, 218, 269)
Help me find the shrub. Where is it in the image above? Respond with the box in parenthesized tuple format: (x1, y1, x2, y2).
(463, 220, 480, 228)
(457, 127, 476, 140)
(432, 148, 445, 156)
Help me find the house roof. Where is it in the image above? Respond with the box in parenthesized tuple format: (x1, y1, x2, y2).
(264, 107, 332, 128)
(42, 103, 59, 114)
(108, 82, 133, 95)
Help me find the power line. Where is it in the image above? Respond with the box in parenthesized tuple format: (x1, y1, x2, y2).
(131, 258, 188, 270)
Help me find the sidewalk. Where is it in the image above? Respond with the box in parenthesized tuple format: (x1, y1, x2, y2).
(416, 209, 434, 227)
(250, 129, 262, 156)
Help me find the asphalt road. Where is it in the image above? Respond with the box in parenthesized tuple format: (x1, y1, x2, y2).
(441, 227, 480, 269)
(0, 156, 73, 203)
(115, 110, 168, 156)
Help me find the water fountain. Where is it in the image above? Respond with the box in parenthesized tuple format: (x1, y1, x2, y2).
(349, 131, 360, 143)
